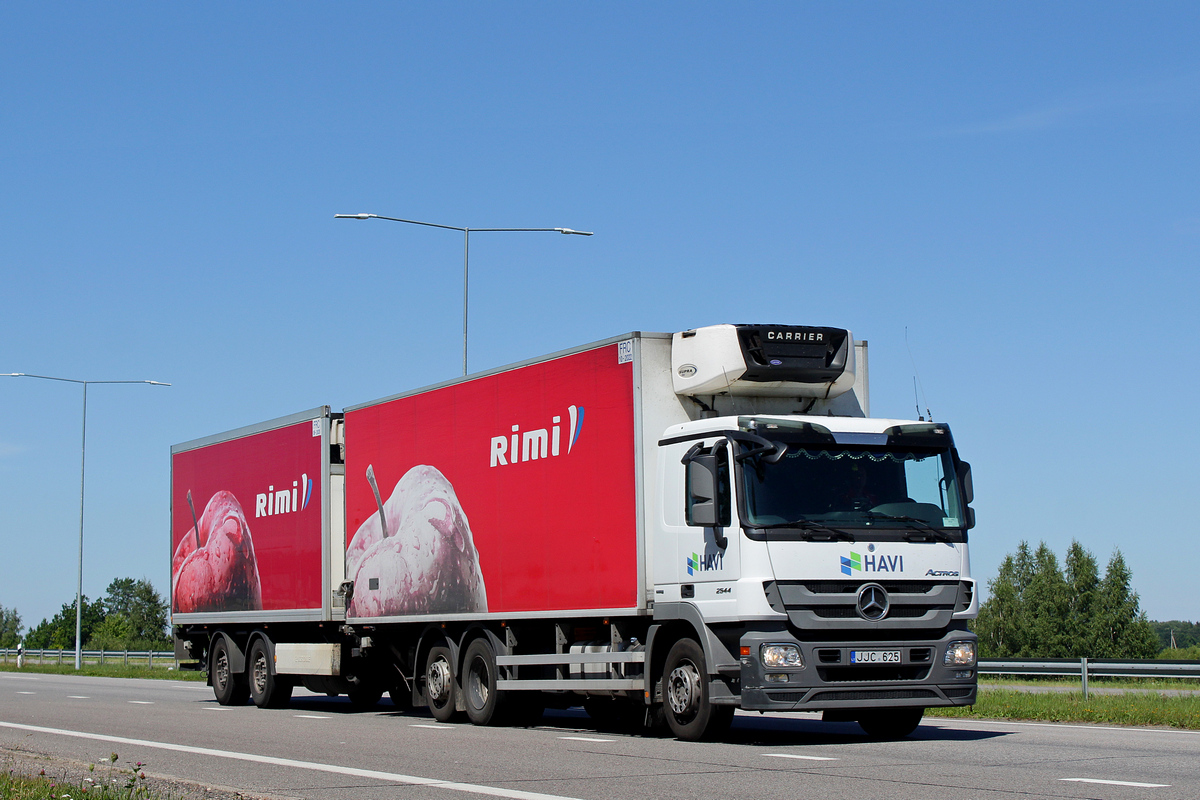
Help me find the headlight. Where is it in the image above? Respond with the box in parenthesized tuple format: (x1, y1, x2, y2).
(944, 640, 976, 666)
(761, 643, 804, 669)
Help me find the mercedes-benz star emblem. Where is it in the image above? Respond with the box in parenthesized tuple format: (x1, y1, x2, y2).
(856, 583, 890, 621)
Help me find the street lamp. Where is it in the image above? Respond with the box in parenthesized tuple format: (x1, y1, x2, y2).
(334, 213, 593, 376)
(1, 373, 170, 669)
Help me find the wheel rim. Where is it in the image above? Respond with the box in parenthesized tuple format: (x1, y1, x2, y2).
(253, 651, 268, 695)
(215, 651, 230, 691)
(666, 659, 702, 719)
(427, 656, 452, 705)
(467, 657, 489, 710)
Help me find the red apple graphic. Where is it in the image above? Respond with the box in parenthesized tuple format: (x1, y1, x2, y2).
(173, 490, 263, 613)
(346, 465, 486, 617)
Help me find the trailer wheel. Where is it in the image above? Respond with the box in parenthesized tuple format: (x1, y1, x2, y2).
(211, 638, 249, 706)
(858, 708, 923, 740)
(463, 639, 507, 726)
(424, 646, 459, 722)
(248, 639, 292, 708)
(662, 638, 733, 741)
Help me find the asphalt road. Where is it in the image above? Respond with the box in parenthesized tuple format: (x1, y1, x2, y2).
(2, 672, 1198, 800)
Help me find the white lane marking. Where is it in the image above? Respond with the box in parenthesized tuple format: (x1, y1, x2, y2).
(68, 696, 90, 699)
(0, 675, 40, 681)
(202, 707, 231, 712)
(410, 724, 454, 730)
(762, 753, 839, 761)
(294, 715, 330, 719)
(557, 737, 614, 743)
(0, 721, 584, 800)
(1060, 778, 1170, 788)
(15, 692, 36, 695)
(128, 701, 154, 705)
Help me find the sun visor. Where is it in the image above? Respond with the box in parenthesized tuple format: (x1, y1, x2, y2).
(671, 324, 856, 397)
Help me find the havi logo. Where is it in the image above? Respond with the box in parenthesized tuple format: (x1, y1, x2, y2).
(256, 474, 313, 517)
(840, 551, 904, 576)
(490, 405, 584, 467)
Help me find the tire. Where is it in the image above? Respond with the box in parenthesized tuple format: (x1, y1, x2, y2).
(211, 638, 249, 706)
(661, 638, 733, 741)
(248, 639, 292, 708)
(858, 708, 924, 740)
(424, 645, 460, 722)
(347, 684, 383, 710)
(463, 639, 509, 725)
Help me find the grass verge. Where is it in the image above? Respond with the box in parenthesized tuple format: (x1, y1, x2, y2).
(926, 688, 1200, 729)
(980, 675, 1200, 691)
(0, 664, 205, 682)
(1, 759, 157, 800)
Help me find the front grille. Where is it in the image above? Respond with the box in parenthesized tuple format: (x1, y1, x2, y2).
(818, 666, 930, 682)
(765, 691, 806, 702)
(944, 686, 974, 698)
(811, 689, 936, 702)
(803, 581, 939, 594)
(909, 648, 932, 662)
(812, 605, 929, 619)
(817, 649, 841, 663)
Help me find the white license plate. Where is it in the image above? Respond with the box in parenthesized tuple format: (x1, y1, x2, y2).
(850, 649, 901, 664)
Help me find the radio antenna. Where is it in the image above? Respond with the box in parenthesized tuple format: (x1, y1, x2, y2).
(905, 327, 932, 422)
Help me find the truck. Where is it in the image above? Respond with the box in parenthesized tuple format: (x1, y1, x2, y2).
(171, 323, 978, 741)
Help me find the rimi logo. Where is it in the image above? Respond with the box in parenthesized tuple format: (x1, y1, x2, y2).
(490, 405, 584, 467)
(256, 474, 313, 518)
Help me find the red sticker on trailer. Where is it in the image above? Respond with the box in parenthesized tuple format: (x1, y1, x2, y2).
(343, 344, 638, 618)
(171, 419, 324, 613)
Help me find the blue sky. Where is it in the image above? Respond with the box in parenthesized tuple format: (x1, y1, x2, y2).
(2, 3, 1198, 630)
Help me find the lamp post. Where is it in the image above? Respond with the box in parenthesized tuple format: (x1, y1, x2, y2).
(334, 213, 593, 376)
(1, 373, 170, 669)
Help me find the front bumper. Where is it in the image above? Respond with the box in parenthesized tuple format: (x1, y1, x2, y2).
(739, 629, 977, 711)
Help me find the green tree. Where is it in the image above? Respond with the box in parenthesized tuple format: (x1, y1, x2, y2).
(1063, 540, 1100, 657)
(1091, 550, 1158, 658)
(23, 596, 105, 650)
(1150, 620, 1200, 651)
(1024, 543, 1070, 657)
(975, 541, 1157, 659)
(974, 541, 1033, 657)
(100, 578, 169, 648)
(87, 613, 134, 650)
(0, 605, 22, 647)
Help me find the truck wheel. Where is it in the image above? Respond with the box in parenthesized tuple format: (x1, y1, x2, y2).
(211, 638, 249, 706)
(424, 646, 459, 722)
(662, 638, 733, 741)
(248, 639, 292, 708)
(463, 639, 507, 726)
(858, 708, 924, 739)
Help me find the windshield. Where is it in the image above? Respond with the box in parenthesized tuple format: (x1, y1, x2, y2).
(740, 443, 966, 533)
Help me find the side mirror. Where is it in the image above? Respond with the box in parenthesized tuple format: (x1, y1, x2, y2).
(965, 507, 976, 530)
(957, 460, 974, 505)
(686, 454, 720, 527)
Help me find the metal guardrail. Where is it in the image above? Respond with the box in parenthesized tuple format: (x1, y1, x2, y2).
(0, 648, 176, 667)
(979, 658, 1200, 699)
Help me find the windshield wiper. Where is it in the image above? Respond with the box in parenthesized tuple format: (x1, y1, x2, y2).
(862, 512, 953, 542)
(748, 519, 856, 542)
